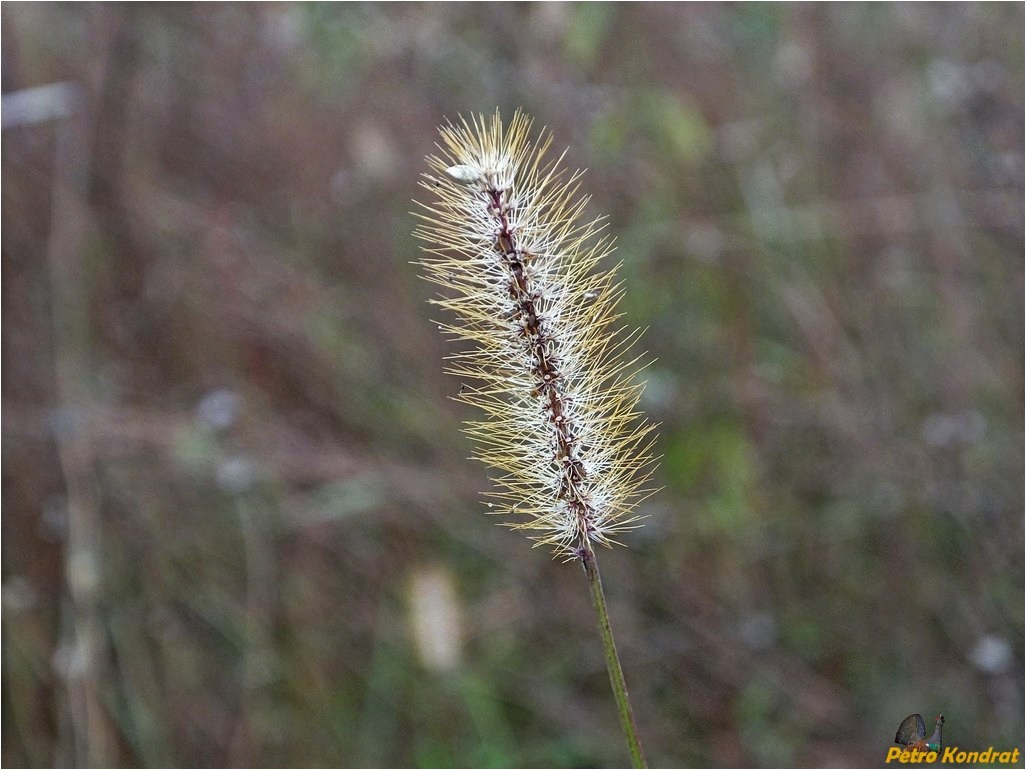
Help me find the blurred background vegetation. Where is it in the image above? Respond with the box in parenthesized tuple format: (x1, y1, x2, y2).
(2, 3, 1023, 767)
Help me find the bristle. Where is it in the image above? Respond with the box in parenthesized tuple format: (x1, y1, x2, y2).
(414, 109, 658, 559)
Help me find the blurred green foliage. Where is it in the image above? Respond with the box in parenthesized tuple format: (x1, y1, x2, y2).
(2, 3, 1023, 767)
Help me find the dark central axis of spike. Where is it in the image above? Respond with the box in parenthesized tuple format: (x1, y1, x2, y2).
(486, 187, 592, 536)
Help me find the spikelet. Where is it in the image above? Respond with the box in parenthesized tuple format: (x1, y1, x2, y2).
(414, 109, 657, 559)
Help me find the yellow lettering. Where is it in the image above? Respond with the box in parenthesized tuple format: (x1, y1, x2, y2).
(930, 746, 1026, 765)
(885, 747, 903, 763)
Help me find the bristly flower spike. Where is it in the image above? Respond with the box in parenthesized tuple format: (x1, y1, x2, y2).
(413, 109, 658, 560)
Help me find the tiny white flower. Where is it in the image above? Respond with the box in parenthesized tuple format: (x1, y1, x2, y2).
(444, 164, 482, 185)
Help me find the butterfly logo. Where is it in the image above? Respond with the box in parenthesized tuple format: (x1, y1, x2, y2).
(894, 713, 945, 752)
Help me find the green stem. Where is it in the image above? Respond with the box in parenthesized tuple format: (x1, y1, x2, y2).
(580, 541, 647, 768)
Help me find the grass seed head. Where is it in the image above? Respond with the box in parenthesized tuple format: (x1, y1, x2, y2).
(414, 109, 658, 559)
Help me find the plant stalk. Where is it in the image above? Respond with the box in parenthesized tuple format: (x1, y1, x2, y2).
(580, 541, 647, 768)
